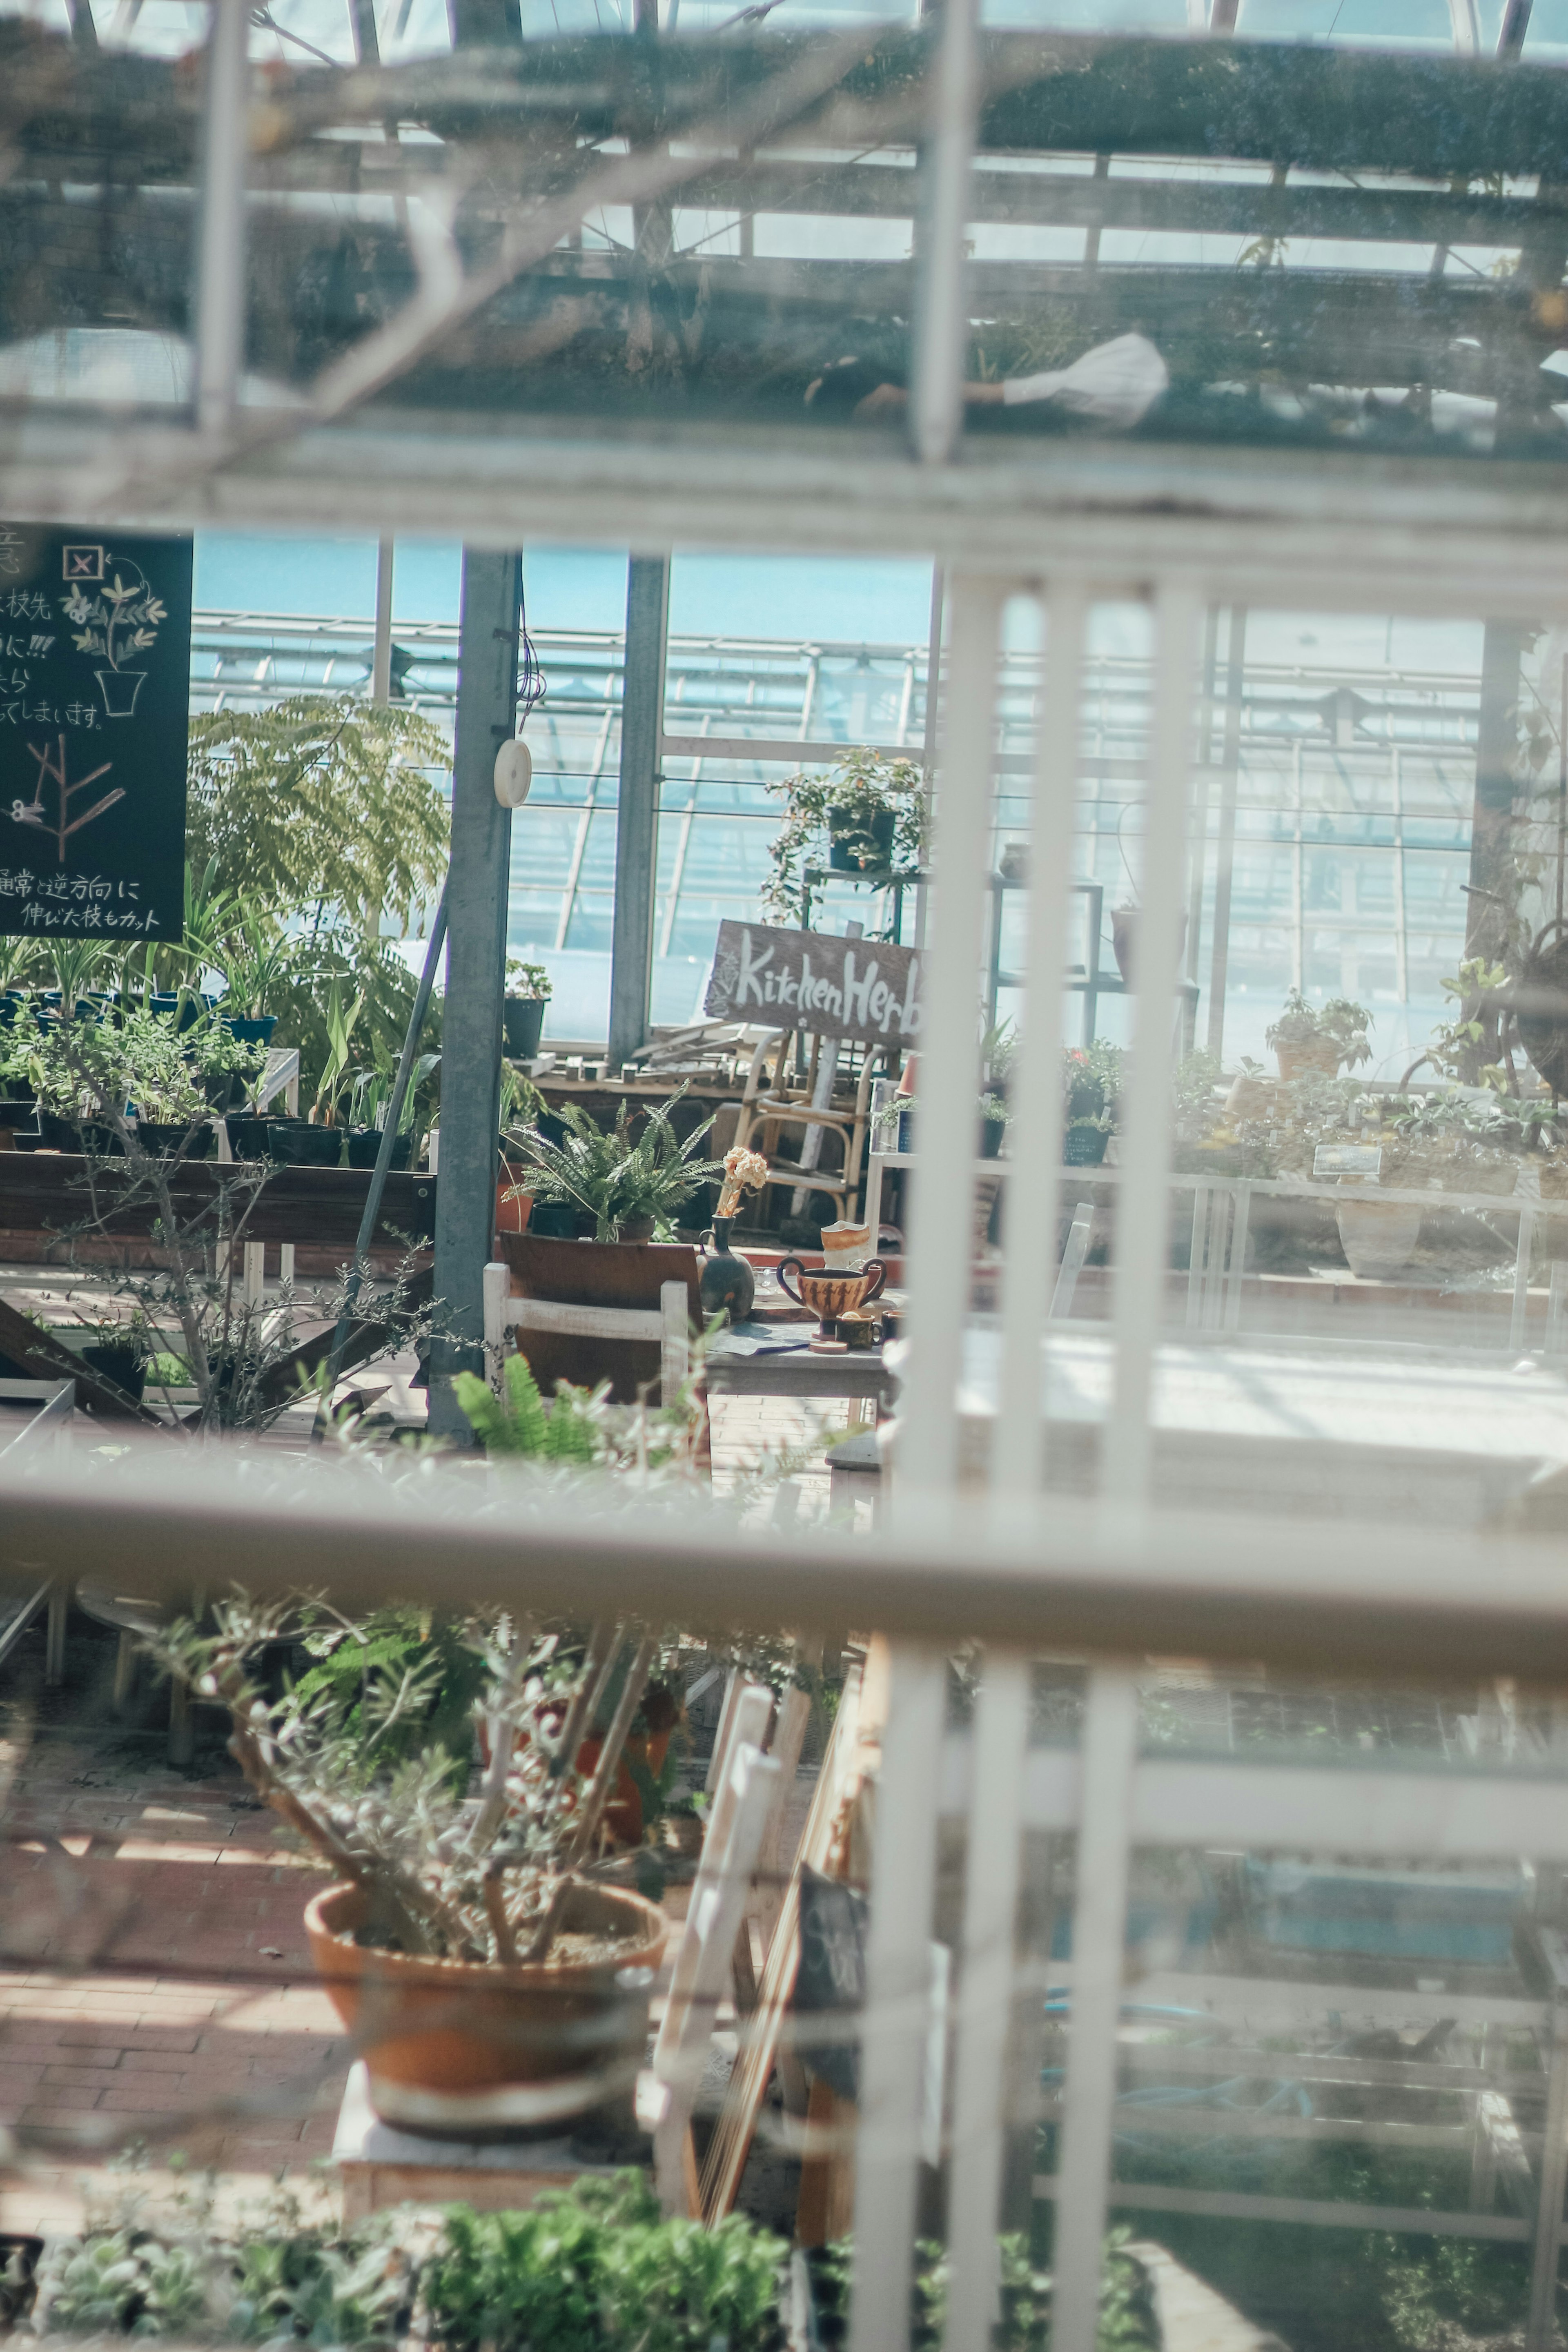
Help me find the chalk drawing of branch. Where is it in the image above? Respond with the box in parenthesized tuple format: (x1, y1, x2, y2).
(13, 735, 124, 863)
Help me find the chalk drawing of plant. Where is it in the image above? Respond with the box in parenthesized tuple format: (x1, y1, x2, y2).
(62, 558, 167, 718)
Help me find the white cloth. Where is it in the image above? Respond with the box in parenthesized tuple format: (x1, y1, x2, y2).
(1001, 331, 1168, 428)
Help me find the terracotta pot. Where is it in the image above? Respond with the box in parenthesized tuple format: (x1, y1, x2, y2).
(304, 1879, 666, 2137)
(492, 1233, 702, 1403)
(1275, 1041, 1341, 1083)
(777, 1256, 887, 1336)
(1335, 1196, 1423, 1278)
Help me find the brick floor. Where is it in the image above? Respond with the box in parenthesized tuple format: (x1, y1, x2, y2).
(0, 1389, 837, 2234)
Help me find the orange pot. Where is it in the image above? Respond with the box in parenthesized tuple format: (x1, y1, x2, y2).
(305, 1879, 666, 2136)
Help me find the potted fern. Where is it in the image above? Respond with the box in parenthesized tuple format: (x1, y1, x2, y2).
(511, 1085, 722, 1243)
(158, 1597, 668, 2136)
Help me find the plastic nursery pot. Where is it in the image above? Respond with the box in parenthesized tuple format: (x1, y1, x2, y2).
(80, 1344, 147, 1404)
(36, 1111, 121, 1154)
(827, 804, 896, 873)
(304, 1879, 667, 2136)
(502, 996, 546, 1060)
(615, 1215, 656, 1243)
(135, 1121, 214, 1159)
(526, 1200, 579, 1239)
(267, 1120, 345, 1168)
(979, 1115, 1007, 1160)
(1063, 1124, 1110, 1167)
(149, 992, 215, 1035)
(202, 1070, 249, 1114)
(225, 1114, 276, 1159)
(222, 1014, 277, 1047)
(347, 1127, 413, 1171)
(0, 1101, 38, 1133)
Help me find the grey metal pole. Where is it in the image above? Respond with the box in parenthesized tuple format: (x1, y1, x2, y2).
(193, 0, 249, 440)
(427, 551, 522, 1443)
(372, 539, 394, 704)
(607, 555, 669, 1075)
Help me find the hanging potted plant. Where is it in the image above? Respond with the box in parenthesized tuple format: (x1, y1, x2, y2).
(1266, 990, 1373, 1084)
(762, 747, 927, 920)
(503, 959, 552, 1062)
(158, 1598, 668, 2136)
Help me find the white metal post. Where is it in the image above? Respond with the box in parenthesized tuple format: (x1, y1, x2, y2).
(894, 572, 1005, 1519)
(909, 0, 980, 466)
(1051, 1666, 1139, 2352)
(992, 584, 1087, 1503)
(941, 1654, 1030, 2352)
(193, 0, 249, 439)
(850, 1643, 948, 2352)
(1104, 588, 1200, 1514)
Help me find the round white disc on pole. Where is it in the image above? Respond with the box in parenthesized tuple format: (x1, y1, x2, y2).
(494, 738, 533, 806)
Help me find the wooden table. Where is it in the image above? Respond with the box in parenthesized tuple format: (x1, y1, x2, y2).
(705, 1327, 894, 1406)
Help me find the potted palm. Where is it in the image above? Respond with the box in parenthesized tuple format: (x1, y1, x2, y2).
(1266, 990, 1373, 1083)
(158, 1598, 667, 2136)
(503, 959, 552, 1062)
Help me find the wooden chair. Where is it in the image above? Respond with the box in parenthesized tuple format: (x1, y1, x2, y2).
(732, 1031, 877, 1225)
(483, 1261, 690, 1405)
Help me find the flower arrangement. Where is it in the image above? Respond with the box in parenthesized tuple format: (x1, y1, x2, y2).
(716, 1144, 768, 1220)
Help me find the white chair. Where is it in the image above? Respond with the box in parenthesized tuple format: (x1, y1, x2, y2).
(482, 1262, 691, 1404)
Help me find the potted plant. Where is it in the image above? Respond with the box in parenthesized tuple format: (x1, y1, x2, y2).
(158, 1597, 668, 2133)
(503, 958, 552, 1062)
(1062, 1041, 1122, 1166)
(1266, 990, 1373, 1083)
(513, 1085, 722, 1243)
(762, 747, 927, 920)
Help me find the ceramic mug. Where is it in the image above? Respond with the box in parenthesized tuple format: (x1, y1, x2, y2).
(777, 1256, 887, 1334)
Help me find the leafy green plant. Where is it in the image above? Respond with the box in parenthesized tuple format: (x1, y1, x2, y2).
(186, 696, 450, 938)
(513, 1084, 721, 1241)
(805, 2227, 1154, 2350)
(506, 958, 553, 1001)
(762, 746, 926, 922)
(421, 2180, 787, 2352)
(454, 1355, 601, 1464)
(1265, 989, 1373, 1071)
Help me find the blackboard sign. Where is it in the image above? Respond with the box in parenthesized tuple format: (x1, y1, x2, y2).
(794, 1864, 868, 2103)
(704, 919, 922, 1049)
(0, 527, 193, 942)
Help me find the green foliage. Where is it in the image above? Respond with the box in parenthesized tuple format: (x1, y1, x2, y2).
(186, 696, 450, 936)
(506, 958, 553, 1001)
(1420, 957, 1512, 1090)
(0, 1002, 260, 1129)
(421, 2180, 786, 2352)
(1265, 989, 1373, 1069)
(291, 1606, 488, 1780)
(454, 1356, 601, 1464)
(806, 2229, 1155, 2350)
(762, 746, 927, 922)
(36, 2228, 215, 2339)
(514, 1085, 721, 1242)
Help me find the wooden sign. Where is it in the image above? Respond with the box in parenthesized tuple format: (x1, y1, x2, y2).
(704, 920, 922, 1047)
(0, 527, 194, 941)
